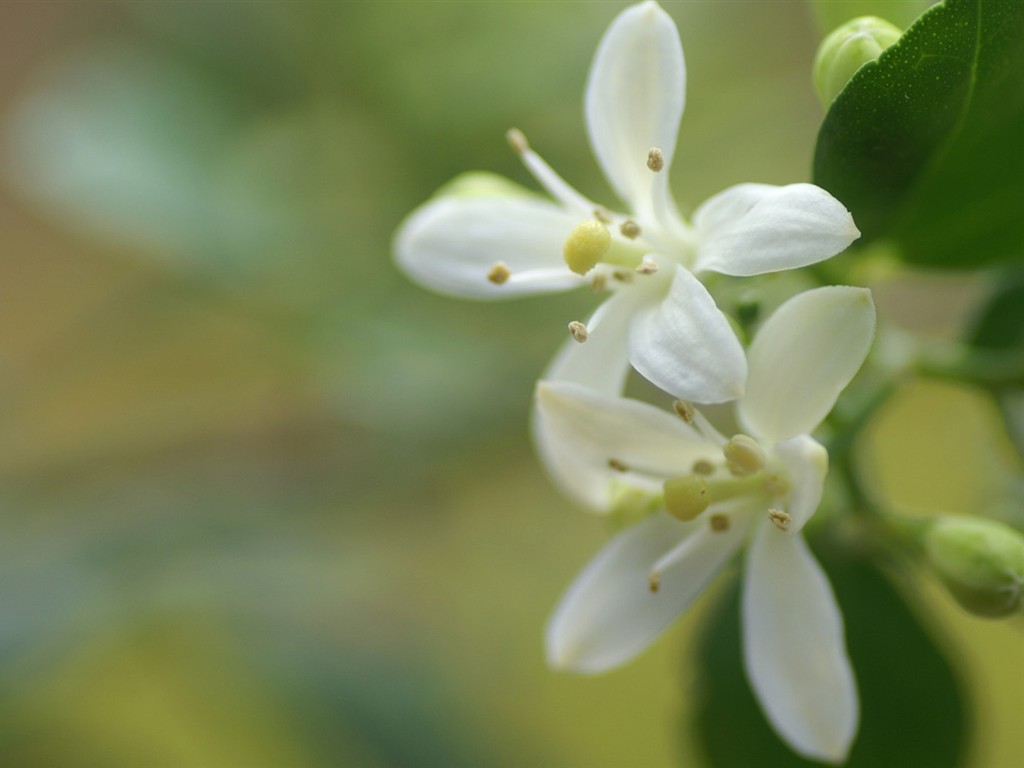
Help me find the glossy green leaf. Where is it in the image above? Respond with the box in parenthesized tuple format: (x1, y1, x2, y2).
(813, 0, 1024, 268)
(690, 550, 966, 767)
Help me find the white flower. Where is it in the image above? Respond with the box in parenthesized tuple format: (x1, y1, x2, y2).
(534, 286, 875, 764)
(395, 1, 860, 403)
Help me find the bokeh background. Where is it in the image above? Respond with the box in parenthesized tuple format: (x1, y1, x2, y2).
(0, 2, 1019, 766)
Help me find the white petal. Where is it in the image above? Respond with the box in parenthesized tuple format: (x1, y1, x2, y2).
(585, 1, 684, 217)
(628, 266, 746, 404)
(394, 193, 582, 299)
(742, 522, 858, 763)
(547, 511, 746, 673)
(773, 434, 828, 534)
(543, 287, 639, 398)
(692, 183, 860, 276)
(533, 380, 717, 511)
(739, 286, 875, 443)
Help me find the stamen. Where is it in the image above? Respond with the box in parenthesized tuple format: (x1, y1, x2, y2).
(568, 321, 588, 343)
(768, 508, 792, 532)
(608, 458, 629, 472)
(648, 572, 661, 593)
(563, 219, 611, 275)
(673, 400, 695, 423)
(635, 256, 659, 275)
(724, 434, 765, 477)
(593, 206, 613, 224)
(664, 476, 710, 521)
(647, 147, 665, 172)
(506, 127, 593, 213)
(620, 220, 642, 239)
(487, 262, 511, 285)
(692, 459, 715, 476)
(590, 273, 608, 293)
(612, 270, 634, 284)
(709, 513, 730, 532)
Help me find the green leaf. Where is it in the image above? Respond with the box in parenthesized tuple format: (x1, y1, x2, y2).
(690, 550, 966, 767)
(813, 0, 1024, 268)
(967, 271, 1024, 350)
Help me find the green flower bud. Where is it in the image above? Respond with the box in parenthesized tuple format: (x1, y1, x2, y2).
(924, 517, 1024, 618)
(813, 16, 903, 106)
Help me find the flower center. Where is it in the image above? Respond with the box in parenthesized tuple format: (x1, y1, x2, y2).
(562, 219, 650, 275)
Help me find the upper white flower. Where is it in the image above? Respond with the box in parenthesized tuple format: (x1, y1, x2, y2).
(394, 1, 860, 403)
(534, 286, 875, 764)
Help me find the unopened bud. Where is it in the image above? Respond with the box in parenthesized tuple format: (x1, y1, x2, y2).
(924, 517, 1024, 618)
(813, 16, 902, 106)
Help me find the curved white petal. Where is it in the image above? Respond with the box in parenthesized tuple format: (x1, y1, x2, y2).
(739, 286, 875, 443)
(394, 193, 582, 299)
(533, 380, 717, 511)
(628, 266, 746, 404)
(692, 183, 860, 276)
(585, 1, 684, 218)
(543, 287, 641, 397)
(547, 511, 746, 673)
(772, 434, 828, 534)
(742, 522, 858, 763)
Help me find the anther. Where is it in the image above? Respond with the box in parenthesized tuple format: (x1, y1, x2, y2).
(487, 262, 511, 285)
(763, 473, 791, 497)
(593, 206, 612, 224)
(664, 475, 710, 521)
(563, 219, 611, 275)
(568, 321, 588, 343)
(607, 458, 629, 473)
(636, 256, 658, 275)
(723, 434, 765, 477)
(620, 220, 642, 239)
(590, 273, 608, 293)
(692, 459, 715, 476)
(767, 508, 792, 532)
(648, 571, 661, 593)
(647, 147, 665, 172)
(673, 400, 695, 423)
(505, 127, 528, 154)
(612, 270, 634, 283)
(710, 514, 730, 532)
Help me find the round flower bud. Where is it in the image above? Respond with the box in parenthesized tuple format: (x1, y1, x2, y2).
(924, 517, 1024, 618)
(813, 16, 903, 106)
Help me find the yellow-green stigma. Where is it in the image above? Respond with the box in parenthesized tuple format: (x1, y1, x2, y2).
(563, 219, 611, 275)
(664, 475, 710, 521)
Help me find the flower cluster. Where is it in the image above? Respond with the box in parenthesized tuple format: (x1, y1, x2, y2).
(394, 2, 876, 763)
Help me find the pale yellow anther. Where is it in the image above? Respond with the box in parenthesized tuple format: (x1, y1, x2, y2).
(607, 458, 629, 473)
(590, 273, 608, 293)
(568, 321, 588, 343)
(636, 256, 658, 275)
(620, 220, 642, 239)
(763, 473, 791, 497)
(505, 127, 528, 154)
(487, 262, 511, 285)
(710, 514, 731, 532)
(767, 508, 792, 532)
(673, 400, 695, 423)
(563, 219, 611, 275)
(724, 434, 765, 477)
(648, 571, 661, 593)
(692, 459, 715, 476)
(664, 475, 710, 521)
(647, 147, 665, 172)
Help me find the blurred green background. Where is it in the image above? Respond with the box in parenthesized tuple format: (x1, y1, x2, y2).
(0, 2, 1019, 766)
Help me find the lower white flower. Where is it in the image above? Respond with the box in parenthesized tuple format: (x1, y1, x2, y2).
(535, 286, 875, 764)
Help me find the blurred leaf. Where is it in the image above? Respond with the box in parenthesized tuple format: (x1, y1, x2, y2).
(967, 271, 1024, 351)
(691, 552, 966, 767)
(813, 0, 1024, 268)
